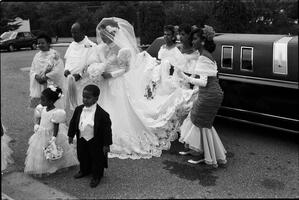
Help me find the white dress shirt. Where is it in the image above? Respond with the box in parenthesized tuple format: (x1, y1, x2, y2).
(64, 36, 96, 75)
(79, 103, 97, 141)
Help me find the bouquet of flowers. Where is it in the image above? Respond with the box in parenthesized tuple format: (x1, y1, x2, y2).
(87, 62, 106, 84)
(44, 137, 63, 161)
(144, 81, 157, 100)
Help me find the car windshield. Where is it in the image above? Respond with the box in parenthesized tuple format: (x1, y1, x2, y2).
(0, 32, 17, 40)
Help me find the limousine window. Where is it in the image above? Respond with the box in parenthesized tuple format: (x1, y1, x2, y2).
(240, 46, 253, 71)
(221, 45, 233, 69)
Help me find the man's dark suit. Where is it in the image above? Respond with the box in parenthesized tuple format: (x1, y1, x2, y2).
(68, 104, 112, 179)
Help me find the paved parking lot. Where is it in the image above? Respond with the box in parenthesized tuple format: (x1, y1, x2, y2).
(1, 47, 298, 199)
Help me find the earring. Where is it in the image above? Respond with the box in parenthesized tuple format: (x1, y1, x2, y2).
(201, 42, 205, 46)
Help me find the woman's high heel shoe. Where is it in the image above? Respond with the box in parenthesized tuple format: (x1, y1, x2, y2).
(187, 159, 205, 164)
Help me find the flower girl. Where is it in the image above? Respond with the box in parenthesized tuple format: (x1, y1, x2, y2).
(1, 122, 14, 172)
(24, 86, 78, 176)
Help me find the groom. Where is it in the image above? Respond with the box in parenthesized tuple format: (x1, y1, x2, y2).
(68, 84, 112, 188)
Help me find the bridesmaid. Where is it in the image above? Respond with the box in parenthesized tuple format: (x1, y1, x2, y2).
(177, 25, 227, 168)
(29, 32, 65, 109)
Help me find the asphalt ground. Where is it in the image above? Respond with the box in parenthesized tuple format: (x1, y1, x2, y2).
(1, 47, 298, 199)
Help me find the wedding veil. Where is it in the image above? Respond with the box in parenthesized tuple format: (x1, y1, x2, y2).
(96, 17, 139, 63)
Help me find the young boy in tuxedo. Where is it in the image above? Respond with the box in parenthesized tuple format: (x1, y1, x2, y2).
(68, 84, 112, 188)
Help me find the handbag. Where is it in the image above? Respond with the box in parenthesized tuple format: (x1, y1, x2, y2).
(44, 139, 63, 161)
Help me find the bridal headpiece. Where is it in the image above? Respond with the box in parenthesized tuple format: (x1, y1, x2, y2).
(48, 85, 62, 98)
(202, 25, 215, 41)
(105, 25, 119, 35)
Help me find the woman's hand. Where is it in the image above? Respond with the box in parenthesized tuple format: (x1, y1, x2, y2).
(64, 70, 71, 77)
(102, 72, 112, 79)
(44, 64, 53, 74)
(35, 74, 47, 84)
(72, 74, 81, 81)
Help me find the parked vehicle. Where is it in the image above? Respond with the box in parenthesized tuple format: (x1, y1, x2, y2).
(0, 31, 37, 52)
(145, 34, 299, 134)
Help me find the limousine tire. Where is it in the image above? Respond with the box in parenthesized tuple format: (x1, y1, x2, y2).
(31, 43, 37, 50)
(8, 44, 14, 52)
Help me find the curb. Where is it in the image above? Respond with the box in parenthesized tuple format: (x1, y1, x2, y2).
(2, 172, 78, 200)
(51, 43, 70, 47)
(2, 193, 15, 200)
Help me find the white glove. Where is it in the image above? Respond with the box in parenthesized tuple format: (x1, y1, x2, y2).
(34, 124, 40, 132)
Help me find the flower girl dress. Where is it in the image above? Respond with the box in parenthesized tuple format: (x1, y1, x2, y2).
(24, 104, 78, 175)
(1, 124, 14, 171)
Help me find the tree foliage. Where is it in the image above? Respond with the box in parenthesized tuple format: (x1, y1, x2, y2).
(1, 1, 297, 43)
(139, 2, 166, 44)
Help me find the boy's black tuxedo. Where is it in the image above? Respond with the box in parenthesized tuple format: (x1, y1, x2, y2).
(68, 104, 112, 179)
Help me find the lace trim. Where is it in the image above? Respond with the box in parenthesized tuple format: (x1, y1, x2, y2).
(148, 90, 198, 150)
(108, 130, 163, 159)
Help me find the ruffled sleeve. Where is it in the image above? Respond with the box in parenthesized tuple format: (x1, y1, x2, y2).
(166, 47, 186, 70)
(117, 48, 132, 72)
(193, 56, 218, 77)
(117, 48, 131, 64)
(34, 104, 44, 118)
(51, 109, 66, 123)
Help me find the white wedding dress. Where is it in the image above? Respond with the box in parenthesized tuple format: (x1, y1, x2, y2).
(88, 17, 199, 159)
(89, 42, 163, 159)
(125, 46, 200, 150)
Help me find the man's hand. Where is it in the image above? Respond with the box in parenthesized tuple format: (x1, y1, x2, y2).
(35, 74, 47, 84)
(73, 73, 81, 81)
(64, 70, 71, 77)
(102, 72, 112, 79)
(103, 146, 110, 156)
(68, 137, 73, 144)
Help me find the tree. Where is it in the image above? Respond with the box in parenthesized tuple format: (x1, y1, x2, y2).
(213, 0, 252, 33)
(0, 18, 21, 34)
(139, 2, 166, 45)
(246, 0, 298, 34)
(164, 1, 215, 28)
(0, 3, 22, 34)
(93, 1, 138, 34)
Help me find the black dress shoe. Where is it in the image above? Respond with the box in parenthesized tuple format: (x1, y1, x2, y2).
(74, 171, 88, 179)
(90, 178, 101, 188)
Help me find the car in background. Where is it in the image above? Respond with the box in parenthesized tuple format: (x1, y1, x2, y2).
(145, 34, 299, 134)
(0, 31, 37, 52)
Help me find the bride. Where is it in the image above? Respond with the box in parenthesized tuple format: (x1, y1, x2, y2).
(87, 17, 164, 159)
(87, 18, 198, 159)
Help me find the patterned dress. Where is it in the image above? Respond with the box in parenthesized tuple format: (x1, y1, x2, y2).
(29, 48, 65, 109)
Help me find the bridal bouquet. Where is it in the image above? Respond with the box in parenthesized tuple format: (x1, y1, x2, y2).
(87, 62, 106, 84)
